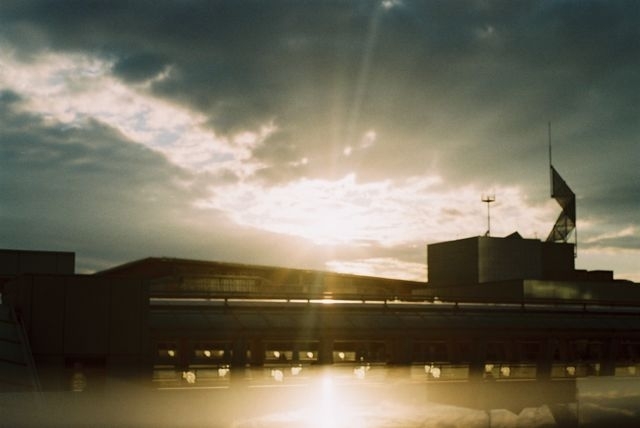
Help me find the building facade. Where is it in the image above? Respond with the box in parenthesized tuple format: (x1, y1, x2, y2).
(2, 235, 640, 396)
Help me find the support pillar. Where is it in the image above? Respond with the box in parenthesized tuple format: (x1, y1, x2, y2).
(469, 339, 486, 381)
(601, 338, 618, 376)
(318, 337, 333, 365)
(537, 338, 554, 380)
(231, 337, 248, 368)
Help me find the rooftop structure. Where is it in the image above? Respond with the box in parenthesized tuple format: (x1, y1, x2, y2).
(0, 248, 74, 290)
(422, 232, 636, 303)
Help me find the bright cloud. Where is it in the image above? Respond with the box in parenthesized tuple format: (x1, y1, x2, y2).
(326, 257, 427, 281)
(208, 173, 556, 248)
(0, 46, 254, 176)
(361, 130, 377, 148)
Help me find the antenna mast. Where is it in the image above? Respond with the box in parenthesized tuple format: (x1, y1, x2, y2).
(548, 122, 552, 165)
(548, 122, 553, 192)
(481, 194, 495, 236)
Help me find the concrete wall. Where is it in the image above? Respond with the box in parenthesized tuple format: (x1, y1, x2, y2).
(427, 235, 542, 286)
(0, 249, 75, 276)
(4, 275, 148, 365)
(64, 277, 110, 355)
(419, 280, 526, 301)
(428, 236, 578, 287)
(31, 276, 65, 355)
(540, 242, 575, 279)
(427, 237, 479, 286)
(478, 236, 542, 283)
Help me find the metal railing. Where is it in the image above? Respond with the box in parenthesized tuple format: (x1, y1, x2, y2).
(10, 306, 43, 405)
(148, 291, 640, 314)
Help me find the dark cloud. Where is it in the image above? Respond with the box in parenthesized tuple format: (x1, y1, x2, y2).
(1, 2, 637, 170)
(251, 129, 313, 183)
(0, 90, 22, 104)
(112, 53, 169, 82)
(253, 130, 300, 166)
(584, 235, 640, 252)
(0, 92, 195, 258)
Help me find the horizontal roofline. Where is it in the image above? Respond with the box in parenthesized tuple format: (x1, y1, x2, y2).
(0, 248, 75, 256)
(95, 256, 426, 285)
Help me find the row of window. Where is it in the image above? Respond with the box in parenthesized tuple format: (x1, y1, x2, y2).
(152, 273, 405, 296)
(152, 277, 261, 294)
(156, 340, 640, 365)
(153, 361, 640, 388)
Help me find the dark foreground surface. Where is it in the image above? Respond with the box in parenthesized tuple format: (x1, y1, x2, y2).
(2, 367, 640, 427)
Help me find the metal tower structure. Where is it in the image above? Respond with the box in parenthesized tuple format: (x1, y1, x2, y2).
(546, 124, 577, 255)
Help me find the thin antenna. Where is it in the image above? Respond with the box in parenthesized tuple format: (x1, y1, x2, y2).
(548, 122, 553, 194)
(548, 122, 552, 166)
(481, 194, 495, 236)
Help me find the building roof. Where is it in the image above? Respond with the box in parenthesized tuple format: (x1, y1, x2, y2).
(96, 256, 424, 285)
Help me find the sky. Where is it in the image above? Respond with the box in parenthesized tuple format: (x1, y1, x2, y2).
(0, 0, 638, 282)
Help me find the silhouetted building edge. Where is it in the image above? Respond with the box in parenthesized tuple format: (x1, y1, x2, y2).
(422, 233, 636, 303)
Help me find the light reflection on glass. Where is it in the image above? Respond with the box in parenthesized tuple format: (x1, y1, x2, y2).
(424, 364, 441, 379)
(182, 370, 196, 384)
(271, 369, 284, 382)
(353, 365, 370, 379)
(70, 368, 87, 392)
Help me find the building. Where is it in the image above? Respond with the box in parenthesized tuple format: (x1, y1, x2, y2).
(423, 232, 638, 302)
(0, 252, 427, 391)
(2, 230, 640, 394)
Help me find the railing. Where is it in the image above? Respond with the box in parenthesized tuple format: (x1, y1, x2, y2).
(11, 306, 43, 405)
(148, 291, 640, 314)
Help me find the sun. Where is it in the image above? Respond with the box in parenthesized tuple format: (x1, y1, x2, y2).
(221, 173, 386, 246)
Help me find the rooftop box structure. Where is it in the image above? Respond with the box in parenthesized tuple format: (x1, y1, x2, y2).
(0, 249, 75, 277)
(423, 234, 628, 303)
(427, 233, 575, 287)
(0, 249, 75, 292)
